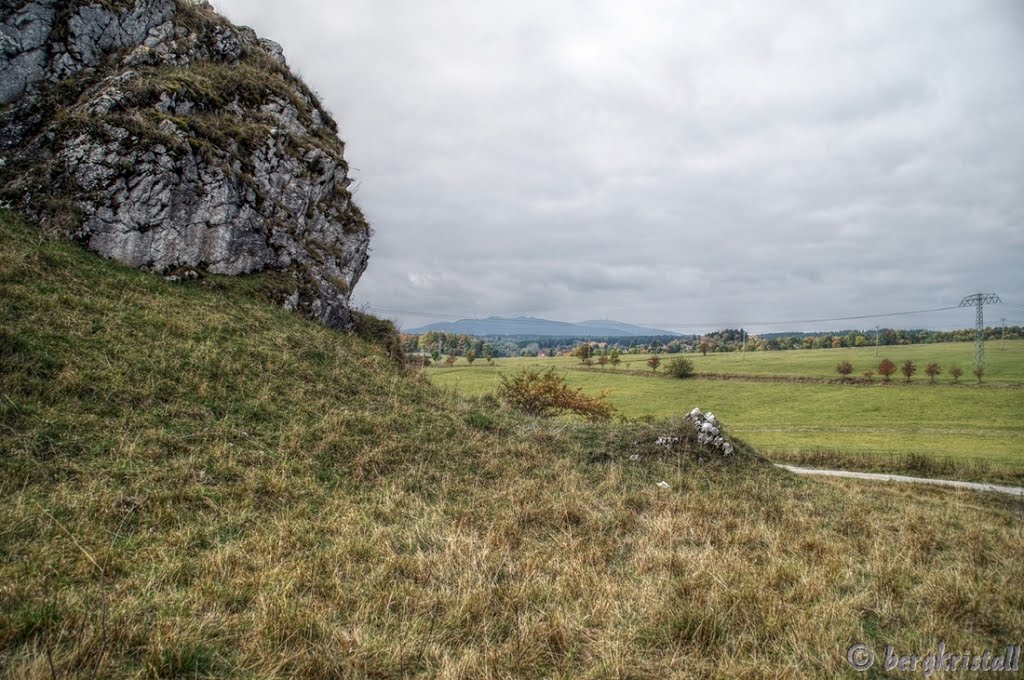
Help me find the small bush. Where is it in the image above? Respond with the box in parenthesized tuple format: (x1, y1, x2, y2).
(949, 365, 963, 384)
(497, 368, 615, 421)
(878, 359, 897, 382)
(351, 311, 403, 363)
(973, 364, 984, 384)
(836, 361, 853, 379)
(924, 362, 941, 383)
(901, 360, 917, 383)
(667, 357, 695, 378)
(647, 355, 661, 372)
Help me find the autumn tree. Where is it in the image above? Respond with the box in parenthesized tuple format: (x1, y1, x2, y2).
(949, 365, 963, 384)
(836, 361, 854, 380)
(973, 364, 984, 384)
(445, 354, 457, 367)
(597, 354, 609, 368)
(497, 368, 615, 421)
(465, 349, 477, 365)
(901, 360, 916, 383)
(878, 358, 897, 382)
(647, 355, 662, 372)
(699, 339, 711, 356)
(924, 362, 941, 383)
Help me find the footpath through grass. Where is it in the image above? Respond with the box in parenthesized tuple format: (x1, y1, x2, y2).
(3, 210, 1024, 678)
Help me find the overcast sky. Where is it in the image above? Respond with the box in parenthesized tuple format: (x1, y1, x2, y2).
(213, 0, 1024, 333)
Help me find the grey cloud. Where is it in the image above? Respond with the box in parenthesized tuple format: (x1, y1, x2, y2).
(212, 0, 1024, 333)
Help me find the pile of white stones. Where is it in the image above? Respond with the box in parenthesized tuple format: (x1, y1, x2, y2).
(687, 407, 734, 457)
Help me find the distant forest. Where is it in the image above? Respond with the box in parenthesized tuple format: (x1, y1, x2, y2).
(402, 326, 1022, 359)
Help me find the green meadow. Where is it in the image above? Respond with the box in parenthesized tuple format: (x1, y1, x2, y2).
(429, 344, 1024, 481)
(616, 341, 1024, 383)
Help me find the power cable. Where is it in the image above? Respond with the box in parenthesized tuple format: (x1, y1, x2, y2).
(363, 304, 967, 330)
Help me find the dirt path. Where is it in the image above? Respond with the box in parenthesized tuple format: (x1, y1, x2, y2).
(778, 465, 1024, 497)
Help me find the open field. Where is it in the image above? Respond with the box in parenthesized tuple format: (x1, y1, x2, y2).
(453, 341, 1024, 384)
(620, 342, 1024, 382)
(430, 350, 1024, 483)
(4, 211, 1024, 677)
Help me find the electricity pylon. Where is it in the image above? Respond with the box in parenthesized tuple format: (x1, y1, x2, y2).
(959, 293, 1001, 368)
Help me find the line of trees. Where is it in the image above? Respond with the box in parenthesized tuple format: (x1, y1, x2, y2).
(403, 323, 1019, 360)
(838, 359, 984, 384)
(402, 325, 1021, 360)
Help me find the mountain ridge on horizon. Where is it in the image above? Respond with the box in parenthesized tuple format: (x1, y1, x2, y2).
(405, 316, 680, 337)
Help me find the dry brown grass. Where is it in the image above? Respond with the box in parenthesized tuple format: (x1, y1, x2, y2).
(2, 211, 1023, 678)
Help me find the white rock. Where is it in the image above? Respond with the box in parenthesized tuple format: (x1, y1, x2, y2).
(656, 481, 670, 490)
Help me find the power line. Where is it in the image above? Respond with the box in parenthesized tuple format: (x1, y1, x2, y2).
(363, 304, 965, 330)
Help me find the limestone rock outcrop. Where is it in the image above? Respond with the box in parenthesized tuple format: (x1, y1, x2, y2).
(1, 0, 370, 329)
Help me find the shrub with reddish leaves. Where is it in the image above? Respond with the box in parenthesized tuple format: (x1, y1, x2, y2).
(878, 358, 897, 382)
(497, 367, 615, 421)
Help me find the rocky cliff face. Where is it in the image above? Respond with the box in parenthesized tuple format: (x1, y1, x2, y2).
(1, 0, 370, 329)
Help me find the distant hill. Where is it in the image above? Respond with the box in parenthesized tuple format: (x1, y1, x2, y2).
(577, 320, 680, 337)
(406, 316, 679, 337)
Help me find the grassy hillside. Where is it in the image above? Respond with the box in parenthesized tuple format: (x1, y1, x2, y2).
(430, 355, 1024, 482)
(2, 210, 1023, 678)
